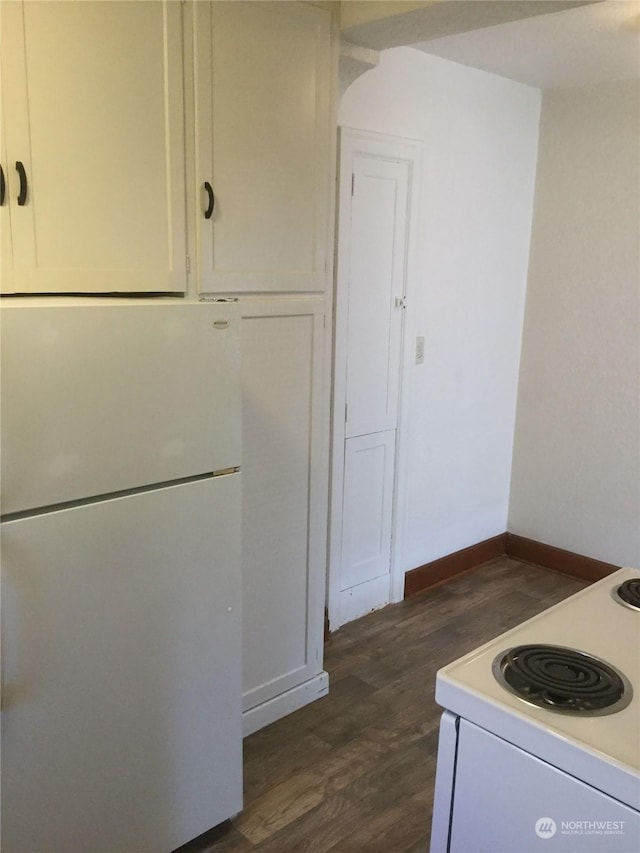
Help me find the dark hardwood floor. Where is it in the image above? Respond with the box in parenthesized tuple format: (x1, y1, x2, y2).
(179, 558, 585, 853)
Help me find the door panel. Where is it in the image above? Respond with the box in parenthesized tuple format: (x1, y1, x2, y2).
(345, 157, 409, 439)
(330, 131, 420, 630)
(341, 430, 396, 590)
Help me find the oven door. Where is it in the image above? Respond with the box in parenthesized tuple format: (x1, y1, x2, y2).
(431, 714, 640, 852)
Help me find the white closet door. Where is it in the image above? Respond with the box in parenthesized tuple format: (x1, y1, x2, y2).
(194, 1, 331, 293)
(1, 0, 186, 294)
(345, 157, 409, 439)
(330, 130, 419, 631)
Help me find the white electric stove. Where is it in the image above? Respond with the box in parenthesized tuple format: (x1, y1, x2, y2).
(430, 567, 640, 853)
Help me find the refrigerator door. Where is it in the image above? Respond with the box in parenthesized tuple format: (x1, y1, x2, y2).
(1, 474, 242, 853)
(0, 300, 240, 515)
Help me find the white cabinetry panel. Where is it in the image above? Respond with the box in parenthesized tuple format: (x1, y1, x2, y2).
(194, 1, 332, 293)
(0, 112, 12, 292)
(1, 0, 186, 294)
(341, 430, 396, 590)
(240, 299, 328, 733)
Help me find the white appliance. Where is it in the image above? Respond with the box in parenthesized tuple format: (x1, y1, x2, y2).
(1, 298, 242, 852)
(430, 567, 640, 853)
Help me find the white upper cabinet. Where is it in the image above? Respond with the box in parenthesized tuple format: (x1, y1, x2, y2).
(194, 1, 332, 294)
(0, 1, 334, 297)
(1, 1, 187, 294)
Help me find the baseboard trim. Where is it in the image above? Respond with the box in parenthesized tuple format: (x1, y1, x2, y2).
(505, 533, 620, 583)
(404, 533, 508, 598)
(242, 671, 329, 737)
(404, 532, 621, 598)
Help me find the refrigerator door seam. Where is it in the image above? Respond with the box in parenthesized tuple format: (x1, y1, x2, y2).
(0, 468, 240, 523)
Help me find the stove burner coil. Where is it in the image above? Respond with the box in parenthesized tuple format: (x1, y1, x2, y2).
(492, 644, 632, 716)
(612, 578, 640, 611)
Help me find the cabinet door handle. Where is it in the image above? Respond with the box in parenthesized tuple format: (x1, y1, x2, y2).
(16, 161, 28, 205)
(203, 181, 214, 219)
(0, 165, 5, 206)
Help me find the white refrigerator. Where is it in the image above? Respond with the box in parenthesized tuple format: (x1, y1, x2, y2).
(0, 299, 242, 852)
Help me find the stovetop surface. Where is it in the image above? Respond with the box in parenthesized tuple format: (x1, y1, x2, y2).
(435, 567, 640, 806)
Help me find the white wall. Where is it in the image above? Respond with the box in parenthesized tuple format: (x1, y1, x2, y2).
(509, 80, 640, 566)
(338, 47, 541, 571)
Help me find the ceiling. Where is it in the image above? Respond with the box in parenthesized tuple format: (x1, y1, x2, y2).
(340, 1, 640, 89)
(412, 0, 640, 88)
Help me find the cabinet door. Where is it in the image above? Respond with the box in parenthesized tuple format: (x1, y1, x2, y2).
(0, 108, 13, 293)
(240, 298, 329, 734)
(195, 2, 332, 294)
(1, 1, 186, 294)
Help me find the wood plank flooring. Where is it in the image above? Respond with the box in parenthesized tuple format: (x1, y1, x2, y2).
(178, 558, 585, 853)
